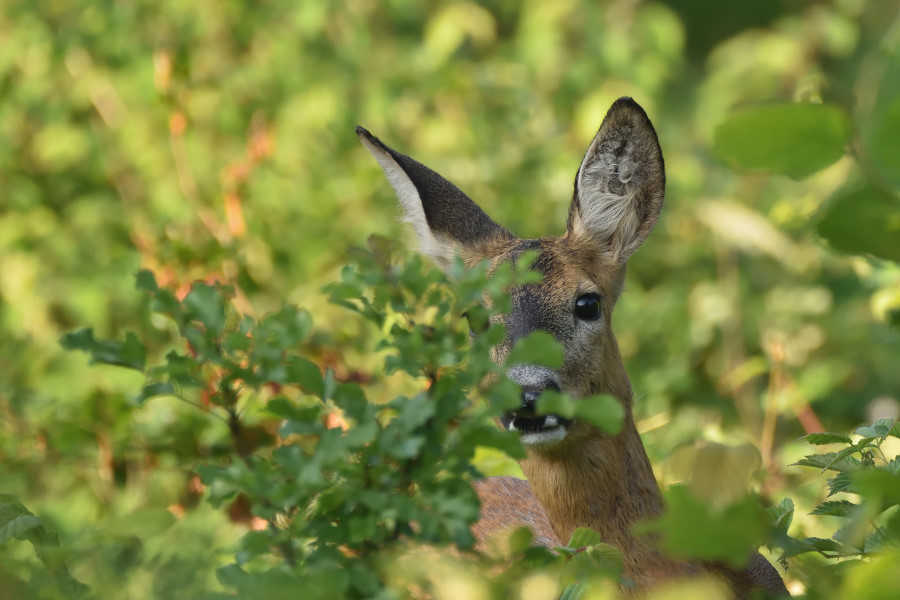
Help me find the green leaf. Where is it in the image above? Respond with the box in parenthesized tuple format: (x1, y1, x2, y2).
(566, 527, 602, 549)
(854, 468, 900, 504)
(816, 184, 900, 262)
(333, 383, 368, 422)
(60, 328, 147, 371)
(558, 583, 587, 600)
(256, 306, 313, 348)
(182, 283, 228, 336)
(793, 451, 861, 472)
(535, 389, 575, 419)
(810, 500, 856, 518)
(713, 103, 850, 178)
(828, 472, 858, 496)
(866, 95, 900, 189)
(135, 269, 159, 292)
(769, 498, 794, 535)
(574, 394, 624, 434)
(285, 356, 324, 397)
(507, 527, 534, 554)
(640, 486, 766, 567)
(0, 514, 41, 544)
(804, 432, 853, 445)
(135, 382, 175, 405)
(506, 331, 564, 369)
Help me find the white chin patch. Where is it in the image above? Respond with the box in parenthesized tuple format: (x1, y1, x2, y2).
(517, 426, 568, 446)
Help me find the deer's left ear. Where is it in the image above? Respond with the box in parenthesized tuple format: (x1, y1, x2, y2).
(567, 97, 665, 262)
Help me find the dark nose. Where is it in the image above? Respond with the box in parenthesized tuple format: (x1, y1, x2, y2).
(520, 381, 561, 414)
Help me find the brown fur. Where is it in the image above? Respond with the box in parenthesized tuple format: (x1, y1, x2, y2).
(358, 97, 789, 598)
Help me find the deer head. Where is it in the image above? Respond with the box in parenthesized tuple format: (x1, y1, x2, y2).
(356, 98, 665, 452)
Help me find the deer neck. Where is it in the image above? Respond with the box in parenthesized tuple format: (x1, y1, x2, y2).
(518, 347, 673, 576)
(520, 416, 663, 553)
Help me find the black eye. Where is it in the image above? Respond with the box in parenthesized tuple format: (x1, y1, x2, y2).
(574, 293, 602, 321)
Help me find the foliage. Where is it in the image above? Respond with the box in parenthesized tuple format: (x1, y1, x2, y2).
(2, 0, 900, 598)
(40, 241, 628, 598)
(771, 420, 900, 563)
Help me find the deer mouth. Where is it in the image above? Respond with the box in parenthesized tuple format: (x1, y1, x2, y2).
(501, 412, 572, 445)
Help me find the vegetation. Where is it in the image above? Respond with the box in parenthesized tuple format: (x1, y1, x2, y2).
(1, 0, 899, 598)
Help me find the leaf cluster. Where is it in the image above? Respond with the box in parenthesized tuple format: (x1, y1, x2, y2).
(769, 419, 900, 565)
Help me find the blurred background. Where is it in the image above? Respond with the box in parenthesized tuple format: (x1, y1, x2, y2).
(1, 0, 899, 597)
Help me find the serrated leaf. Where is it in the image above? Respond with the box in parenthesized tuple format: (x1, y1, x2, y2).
(713, 103, 850, 178)
(60, 328, 147, 371)
(558, 583, 587, 600)
(567, 527, 603, 549)
(793, 452, 861, 472)
(810, 500, 856, 517)
(587, 543, 625, 567)
(804, 432, 853, 445)
(828, 472, 858, 496)
(769, 498, 794, 534)
(890, 422, 900, 439)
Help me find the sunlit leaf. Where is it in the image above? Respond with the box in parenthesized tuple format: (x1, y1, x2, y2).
(506, 331, 564, 369)
(713, 103, 850, 178)
(804, 432, 853, 445)
(574, 394, 624, 435)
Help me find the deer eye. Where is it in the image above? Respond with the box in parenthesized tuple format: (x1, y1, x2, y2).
(574, 293, 602, 321)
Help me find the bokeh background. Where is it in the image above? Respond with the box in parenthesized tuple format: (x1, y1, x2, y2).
(2, 0, 899, 597)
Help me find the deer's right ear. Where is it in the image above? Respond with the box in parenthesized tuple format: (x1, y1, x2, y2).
(357, 126, 511, 270)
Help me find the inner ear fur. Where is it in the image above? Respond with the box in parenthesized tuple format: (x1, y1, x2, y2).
(567, 97, 665, 262)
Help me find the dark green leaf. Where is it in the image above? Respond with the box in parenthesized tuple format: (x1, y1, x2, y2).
(182, 283, 228, 336)
(285, 356, 324, 397)
(60, 328, 147, 371)
(828, 472, 858, 496)
(804, 432, 853, 445)
(816, 184, 900, 262)
(866, 95, 900, 189)
(135, 382, 175, 405)
(810, 500, 856, 517)
(134, 269, 159, 292)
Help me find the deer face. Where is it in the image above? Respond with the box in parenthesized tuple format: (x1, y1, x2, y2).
(478, 237, 627, 448)
(358, 97, 665, 450)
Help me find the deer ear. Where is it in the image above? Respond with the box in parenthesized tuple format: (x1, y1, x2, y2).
(357, 127, 511, 269)
(567, 97, 665, 262)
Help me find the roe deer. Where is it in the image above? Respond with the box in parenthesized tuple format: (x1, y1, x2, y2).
(356, 98, 789, 598)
